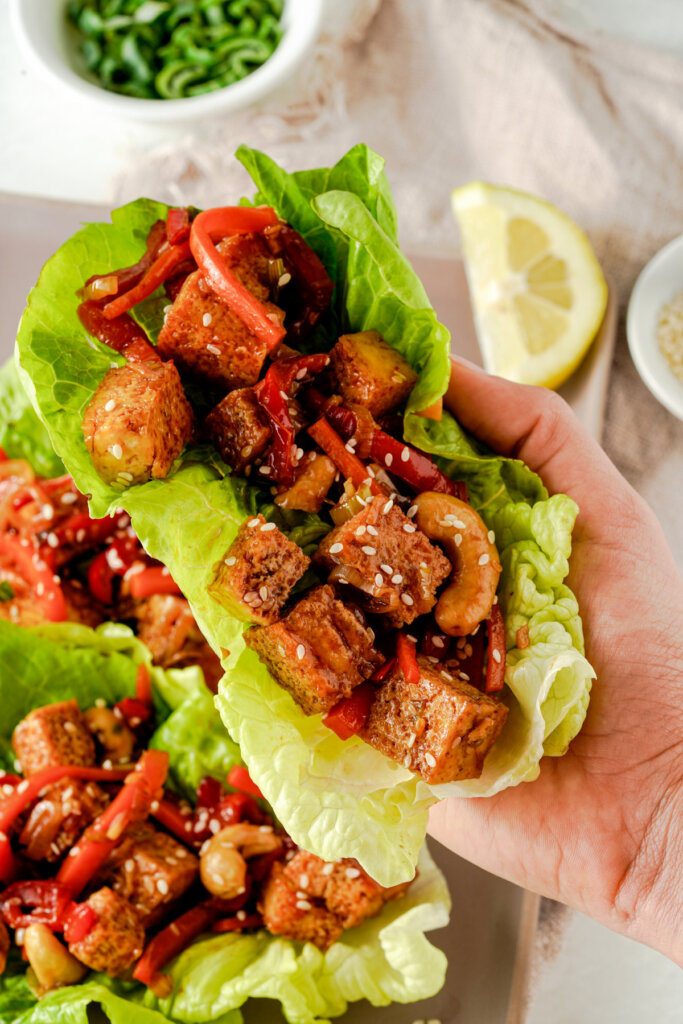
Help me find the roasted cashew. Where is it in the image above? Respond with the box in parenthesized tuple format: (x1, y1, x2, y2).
(413, 491, 501, 636)
(200, 822, 282, 899)
(83, 706, 136, 764)
(24, 924, 87, 995)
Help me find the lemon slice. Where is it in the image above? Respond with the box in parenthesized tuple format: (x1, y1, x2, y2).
(452, 182, 608, 388)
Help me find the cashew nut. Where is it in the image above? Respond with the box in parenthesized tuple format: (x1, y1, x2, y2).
(200, 823, 282, 899)
(83, 706, 136, 763)
(24, 923, 87, 995)
(413, 491, 501, 636)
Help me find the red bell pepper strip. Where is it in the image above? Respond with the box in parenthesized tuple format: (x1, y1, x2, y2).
(323, 681, 376, 741)
(80, 221, 167, 303)
(62, 902, 99, 944)
(212, 913, 263, 933)
(114, 697, 153, 728)
(103, 241, 193, 320)
(308, 418, 384, 495)
(40, 474, 75, 495)
(370, 429, 466, 500)
(226, 765, 262, 800)
(0, 535, 66, 622)
(485, 603, 506, 693)
(152, 798, 196, 844)
(128, 566, 182, 600)
(53, 510, 117, 548)
(370, 657, 396, 684)
(190, 206, 284, 350)
(78, 300, 160, 364)
(57, 750, 169, 897)
(0, 766, 129, 837)
(87, 536, 140, 605)
(0, 834, 16, 886)
(397, 633, 421, 685)
(196, 775, 223, 810)
(166, 207, 192, 246)
(135, 664, 153, 707)
(263, 222, 333, 341)
(0, 881, 73, 931)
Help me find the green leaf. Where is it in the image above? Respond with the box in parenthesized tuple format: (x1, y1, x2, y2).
(0, 357, 64, 477)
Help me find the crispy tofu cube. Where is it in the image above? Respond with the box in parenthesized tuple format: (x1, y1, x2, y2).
(315, 495, 451, 626)
(12, 700, 95, 776)
(258, 862, 343, 951)
(157, 234, 284, 389)
(82, 360, 193, 488)
(244, 584, 384, 714)
(209, 513, 310, 625)
(205, 388, 272, 474)
(330, 331, 417, 417)
(274, 451, 337, 513)
(360, 656, 508, 784)
(19, 779, 108, 862)
(98, 823, 198, 927)
(67, 887, 144, 976)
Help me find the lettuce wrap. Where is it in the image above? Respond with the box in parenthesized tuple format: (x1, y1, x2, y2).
(14, 144, 595, 887)
(0, 619, 449, 1024)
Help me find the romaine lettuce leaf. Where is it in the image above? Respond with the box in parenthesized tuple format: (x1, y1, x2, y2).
(0, 358, 64, 478)
(13, 144, 592, 886)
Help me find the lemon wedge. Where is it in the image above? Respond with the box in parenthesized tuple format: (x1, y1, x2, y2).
(452, 182, 608, 388)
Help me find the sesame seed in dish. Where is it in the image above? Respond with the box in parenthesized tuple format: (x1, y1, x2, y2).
(657, 291, 683, 385)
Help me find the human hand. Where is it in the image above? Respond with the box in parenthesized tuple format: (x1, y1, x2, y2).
(428, 358, 683, 965)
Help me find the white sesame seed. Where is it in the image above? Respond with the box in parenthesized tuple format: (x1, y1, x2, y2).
(280, 390, 289, 401)
(478, 553, 490, 566)
(362, 545, 377, 555)
(295, 367, 307, 380)
(493, 595, 499, 604)
(407, 733, 417, 749)
(299, 873, 309, 889)
(248, 518, 260, 528)
(322, 862, 335, 875)
(296, 644, 305, 661)
(109, 444, 123, 460)
(424, 752, 437, 768)
(209, 819, 221, 834)
(296, 448, 304, 461)
(459, 672, 470, 681)
(258, 465, 271, 475)
(279, 272, 292, 287)
(488, 530, 496, 543)
(260, 522, 277, 532)
(207, 344, 221, 355)
(259, 586, 268, 600)
(17, 780, 29, 793)
(61, 493, 77, 505)
(492, 649, 502, 663)
(244, 591, 258, 602)
(407, 505, 418, 518)
(296, 899, 311, 911)
(225, 556, 236, 566)
(401, 446, 410, 462)
(454, 534, 463, 546)
(382, 499, 394, 514)
(345, 442, 356, 453)
(366, 524, 378, 536)
(202, 313, 212, 327)
(432, 636, 445, 649)
(345, 866, 361, 879)
(384, 453, 393, 467)
(236, 909, 247, 921)
(381, 564, 393, 574)
(118, 472, 133, 482)
(465, 644, 473, 657)
(401, 593, 414, 606)
(15, 928, 25, 946)
(374, 573, 383, 587)
(403, 523, 416, 533)
(104, 399, 116, 412)
(391, 574, 403, 584)
(329, 542, 343, 554)
(36, 581, 44, 596)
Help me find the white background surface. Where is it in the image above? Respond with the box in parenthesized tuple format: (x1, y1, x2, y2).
(1, 1, 682, 1021)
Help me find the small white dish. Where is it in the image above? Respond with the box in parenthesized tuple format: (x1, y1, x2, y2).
(627, 234, 683, 421)
(10, 0, 323, 124)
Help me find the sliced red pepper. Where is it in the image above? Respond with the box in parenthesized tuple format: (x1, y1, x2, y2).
(78, 300, 160, 363)
(370, 429, 466, 500)
(40, 474, 75, 495)
(62, 902, 99, 944)
(53, 510, 118, 549)
(0, 834, 17, 886)
(323, 681, 376, 741)
(308, 418, 383, 495)
(0, 535, 66, 622)
(190, 206, 284, 351)
(128, 566, 182, 600)
(226, 765, 262, 800)
(0, 765, 129, 837)
(370, 657, 396, 684)
(135, 664, 153, 707)
(103, 241, 193, 320)
(87, 536, 140, 605)
(166, 208, 192, 246)
(80, 221, 167, 303)
(0, 881, 74, 931)
(196, 776, 222, 810)
(152, 798, 196, 845)
(114, 697, 153, 728)
(485, 603, 506, 693)
(57, 750, 169, 897)
(397, 633, 421, 685)
(212, 913, 263, 933)
(264, 222, 334, 342)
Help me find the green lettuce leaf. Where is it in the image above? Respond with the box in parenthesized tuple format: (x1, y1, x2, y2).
(13, 144, 592, 886)
(0, 357, 64, 478)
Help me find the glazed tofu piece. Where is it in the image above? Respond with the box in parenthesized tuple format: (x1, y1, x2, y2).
(98, 823, 198, 927)
(259, 850, 410, 951)
(157, 234, 285, 390)
(19, 778, 108, 862)
(244, 584, 384, 714)
(330, 331, 417, 417)
(82, 360, 193, 488)
(360, 655, 508, 784)
(12, 700, 95, 776)
(209, 513, 310, 625)
(67, 887, 145, 976)
(315, 495, 451, 626)
(274, 451, 337, 513)
(205, 388, 272, 474)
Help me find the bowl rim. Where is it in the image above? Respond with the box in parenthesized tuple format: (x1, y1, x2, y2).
(10, 0, 324, 122)
(626, 232, 683, 422)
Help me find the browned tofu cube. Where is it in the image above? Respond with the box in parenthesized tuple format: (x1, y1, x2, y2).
(209, 513, 310, 625)
(274, 451, 337, 513)
(82, 360, 193, 488)
(258, 862, 343, 951)
(12, 700, 95, 776)
(330, 331, 417, 417)
(360, 656, 508, 784)
(205, 388, 272, 474)
(19, 779, 108, 862)
(244, 584, 384, 714)
(315, 495, 451, 627)
(98, 823, 198, 927)
(157, 234, 285, 390)
(68, 887, 145, 976)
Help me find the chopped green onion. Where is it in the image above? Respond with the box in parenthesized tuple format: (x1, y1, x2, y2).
(0, 582, 15, 602)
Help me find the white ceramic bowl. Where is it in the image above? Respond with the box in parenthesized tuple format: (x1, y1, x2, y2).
(626, 234, 683, 422)
(10, 0, 323, 123)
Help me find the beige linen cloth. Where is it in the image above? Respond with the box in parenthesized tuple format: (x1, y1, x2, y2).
(117, 0, 683, 1015)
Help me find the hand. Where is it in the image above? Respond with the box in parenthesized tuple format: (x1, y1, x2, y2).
(428, 358, 683, 965)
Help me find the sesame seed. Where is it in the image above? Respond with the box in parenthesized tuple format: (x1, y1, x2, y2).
(244, 591, 258, 602)
(280, 390, 289, 401)
(385, 453, 393, 467)
(279, 272, 292, 287)
(61, 493, 77, 505)
(345, 442, 356, 453)
(299, 873, 309, 889)
(209, 819, 221, 834)
(225, 556, 236, 566)
(479, 553, 490, 566)
(381, 564, 393, 574)
(459, 671, 470, 681)
(259, 824, 273, 833)
(488, 530, 496, 543)
(345, 866, 361, 879)
(296, 899, 311, 911)
(207, 344, 221, 355)
(366, 524, 378, 536)
(407, 505, 418, 518)
(258, 465, 271, 475)
(471, 624, 480, 635)
(432, 636, 445, 648)
(104, 399, 116, 412)
(407, 733, 417, 749)
(248, 518, 260, 528)
(355, 525, 366, 536)
(492, 649, 502, 663)
(260, 522, 277, 532)
(236, 910, 247, 921)
(202, 313, 212, 327)
(454, 534, 463, 546)
(329, 542, 343, 554)
(424, 752, 437, 768)
(17, 780, 29, 794)
(118, 471, 133, 482)
(296, 644, 305, 660)
(259, 586, 268, 600)
(406, 634, 418, 643)
(296, 447, 304, 460)
(493, 594, 499, 604)
(403, 523, 416, 533)
(362, 545, 377, 556)
(401, 446, 410, 462)
(295, 367, 307, 380)
(36, 582, 44, 596)
(95, 698, 106, 707)
(465, 644, 473, 657)
(375, 573, 383, 586)
(401, 593, 414, 606)
(109, 444, 123, 460)
(382, 499, 394, 514)
(391, 574, 403, 584)
(322, 862, 335, 875)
